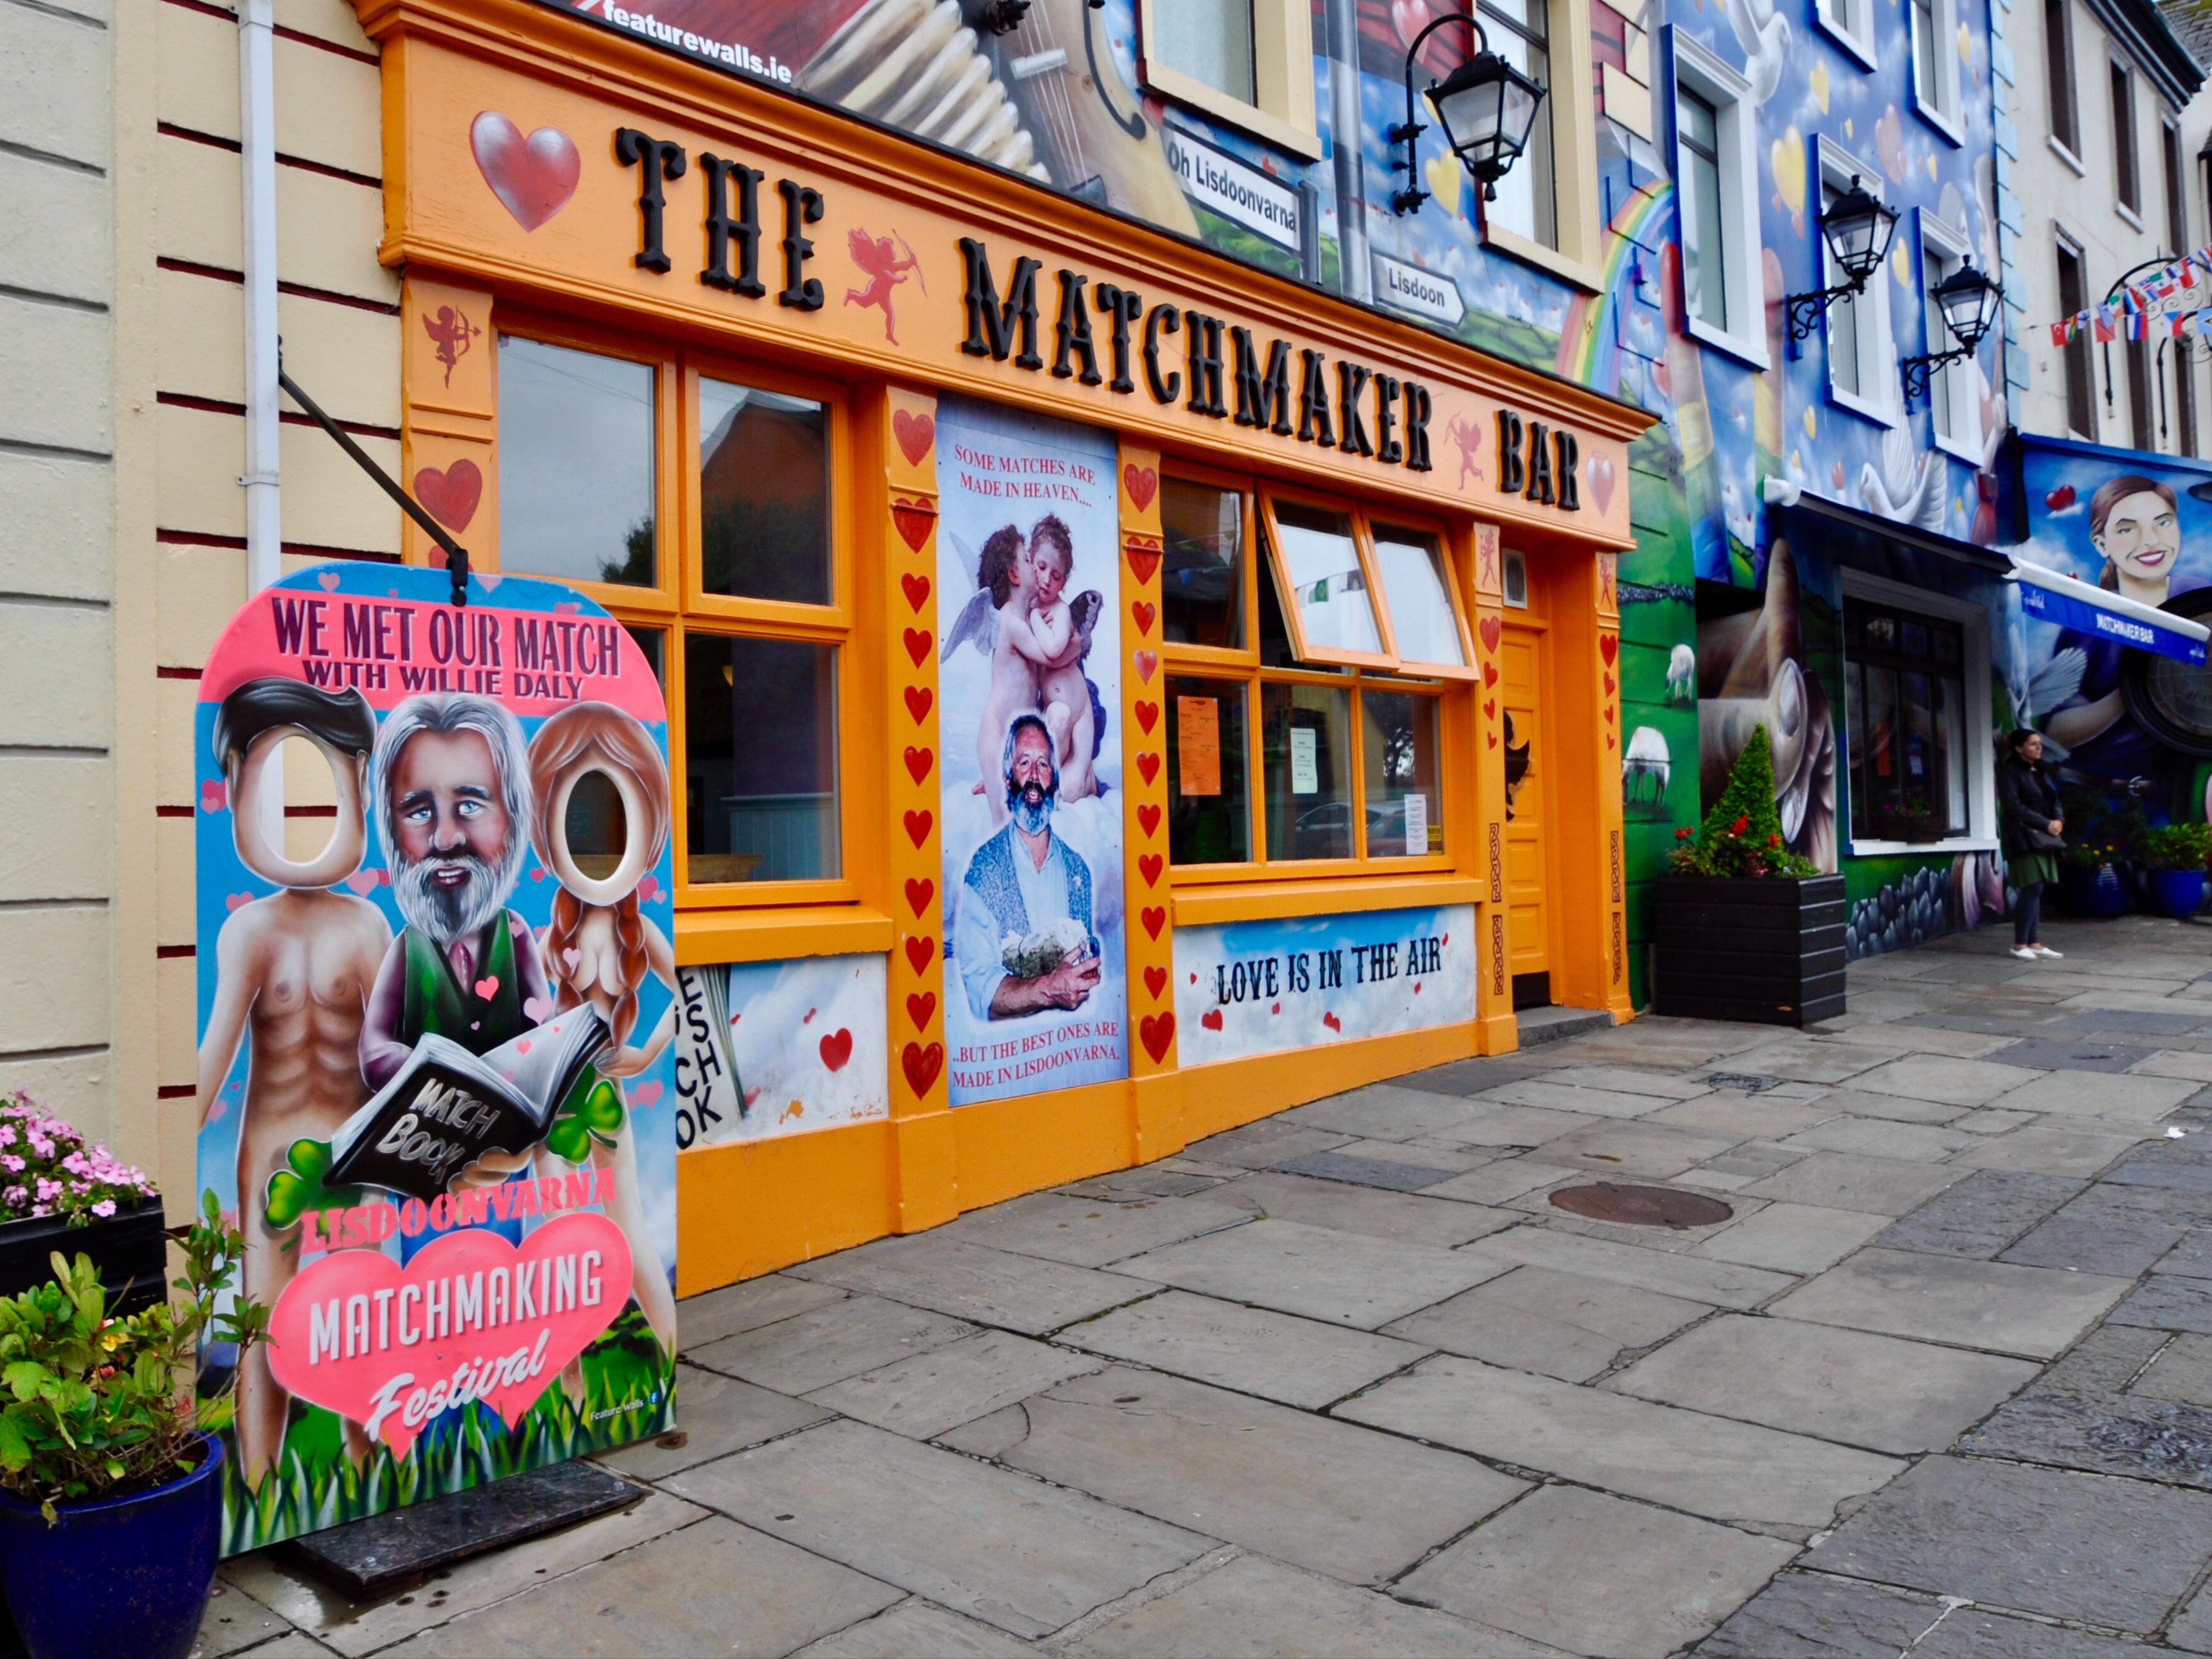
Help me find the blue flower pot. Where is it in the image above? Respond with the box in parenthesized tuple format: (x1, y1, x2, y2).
(0, 1434, 222, 1659)
(2060, 862, 2131, 918)
(2148, 869, 2208, 919)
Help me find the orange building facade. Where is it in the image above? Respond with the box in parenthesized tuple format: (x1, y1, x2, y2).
(357, 0, 1649, 1291)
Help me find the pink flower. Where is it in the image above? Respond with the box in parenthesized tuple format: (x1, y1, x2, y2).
(90, 1199, 116, 1218)
(1, 1155, 21, 1173)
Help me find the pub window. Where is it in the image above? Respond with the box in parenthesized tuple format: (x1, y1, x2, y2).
(2044, 0, 2078, 156)
(1816, 0, 1878, 67)
(1478, 0, 1556, 250)
(2113, 61, 2140, 217)
(1161, 470, 1468, 872)
(2056, 237, 2096, 437)
(1911, 0, 1961, 133)
(1843, 598, 1970, 843)
(497, 324, 852, 903)
(1137, 0, 1319, 157)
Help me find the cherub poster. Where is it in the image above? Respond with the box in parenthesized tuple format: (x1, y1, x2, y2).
(193, 564, 677, 1554)
(936, 397, 1128, 1105)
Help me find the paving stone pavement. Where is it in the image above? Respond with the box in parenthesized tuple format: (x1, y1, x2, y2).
(199, 917, 2212, 1658)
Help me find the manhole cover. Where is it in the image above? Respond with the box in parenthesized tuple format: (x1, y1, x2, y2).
(1549, 1182, 1735, 1229)
(1702, 1073, 1781, 1093)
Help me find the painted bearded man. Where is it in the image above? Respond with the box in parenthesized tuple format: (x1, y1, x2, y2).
(359, 693, 553, 1103)
(956, 712, 1101, 1020)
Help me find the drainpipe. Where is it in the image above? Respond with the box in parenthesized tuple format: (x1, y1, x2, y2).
(1323, 0, 1372, 303)
(239, 0, 282, 848)
(239, 0, 281, 596)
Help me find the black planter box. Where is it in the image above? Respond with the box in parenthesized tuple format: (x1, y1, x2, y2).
(1653, 874, 1848, 1026)
(0, 1196, 167, 1314)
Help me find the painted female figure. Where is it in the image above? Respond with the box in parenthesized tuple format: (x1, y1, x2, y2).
(526, 702, 679, 1354)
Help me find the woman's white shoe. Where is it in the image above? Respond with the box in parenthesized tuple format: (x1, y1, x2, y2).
(2032, 945, 2064, 959)
(2010, 946, 2040, 960)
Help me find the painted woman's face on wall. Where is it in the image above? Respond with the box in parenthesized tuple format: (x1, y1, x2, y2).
(2093, 490, 2181, 587)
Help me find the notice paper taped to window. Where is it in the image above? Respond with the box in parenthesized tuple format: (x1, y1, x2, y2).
(1403, 790, 1427, 855)
(1290, 727, 1319, 795)
(1177, 696, 1221, 797)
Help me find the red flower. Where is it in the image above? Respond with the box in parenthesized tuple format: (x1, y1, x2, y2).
(1674, 827, 1692, 839)
(1730, 814, 1750, 835)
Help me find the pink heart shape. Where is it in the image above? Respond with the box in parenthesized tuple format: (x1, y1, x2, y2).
(554, 601, 583, 615)
(515, 1039, 531, 1055)
(226, 891, 255, 912)
(560, 949, 582, 972)
(343, 870, 381, 896)
(637, 876, 660, 903)
(266, 1212, 632, 1458)
(524, 995, 553, 1022)
(630, 1081, 664, 1108)
(317, 571, 341, 590)
(201, 780, 227, 814)
(1587, 455, 1617, 517)
(469, 111, 581, 232)
(474, 976, 500, 999)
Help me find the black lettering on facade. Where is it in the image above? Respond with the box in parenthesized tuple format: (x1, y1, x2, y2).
(1372, 373, 1402, 464)
(1553, 429, 1580, 510)
(776, 179, 824, 310)
(958, 239, 1044, 367)
(1142, 303, 1182, 403)
(1523, 420, 1555, 505)
(1231, 329, 1294, 434)
(1051, 270, 1101, 384)
(1497, 410, 1527, 495)
(614, 128, 687, 274)
(1403, 382, 1433, 472)
(1336, 361, 1373, 456)
(1297, 349, 1335, 446)
(698, 154, 765, 296)
(1093, 283, 1142, 393)
(1184, 312, 1227, 417)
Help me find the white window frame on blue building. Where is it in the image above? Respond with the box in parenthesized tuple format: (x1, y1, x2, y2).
(1669, 31, 1768, 370)
(1818, 137, 1899, 428)
(1917, 208, 1984, 463)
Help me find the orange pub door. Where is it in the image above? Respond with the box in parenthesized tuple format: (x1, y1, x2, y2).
(1499, 554, 1556, 1010)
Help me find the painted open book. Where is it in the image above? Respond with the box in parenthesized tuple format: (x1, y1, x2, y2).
(326, 1009, 610, 1201)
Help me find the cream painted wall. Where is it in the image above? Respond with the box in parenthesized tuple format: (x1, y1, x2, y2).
(0, 0, 119, 1145)
(2010, 0, 2201, 453)
(104, 0, 398, 1210)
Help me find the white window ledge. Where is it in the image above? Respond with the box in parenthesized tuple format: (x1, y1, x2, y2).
(1848, 837, 1999, 857)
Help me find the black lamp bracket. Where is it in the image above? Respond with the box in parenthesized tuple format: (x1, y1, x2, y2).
(1783, 277, 1869, 358)
(1900, 344, 1975, 406)
(277, 343, 471, 607)
(1389, 11, 1492, 217)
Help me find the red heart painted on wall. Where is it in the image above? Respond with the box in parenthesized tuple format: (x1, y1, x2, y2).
(1143, 966, 1168, 999)
(901, 573, 931, 611)
(1136, 752, 1160, 785)
(892, 498, 936, 552)
(903, 808, 932, 848)
(1141, 906, 1166, 940)
(1321, 1011, 1342, 1032)
(2046, 484, 2077, 510)
(1603, 672, 1616, 696)
(1481, 661, 1499, 687)
(904, 686, 933, 724)
(1599, 634, 1619, 665)
(904, 877, 934, 916)
(469, 112, 580, 232)
(1138, 853, 1163, 888)
(893, 410, 936, 467)
(1123, 464, 1158, 511)
(1137, 804, 1162, 838)
(267, 1213, 628, 1457)
(1483, 699, 1496, 718)
(1139, 1012, 1176, 1062)
(903, 628, 932, 666)
(1134, 650, 1158, 683)
(1135, 700, 1159, 734)
(901, 1040, 944, 1095)
(413, 460, 482, 533)
(904, 935, 935, 974)
(906, 992, 936, 1030)
(903, 746, 934, 784)
(1131, 601, 1156, 636)
(818, 1029, 854, 1072)
(1479, 615, 1503, 654)
(1200, 1008, 1224, 1030)
(1126, 543, 1161, 584)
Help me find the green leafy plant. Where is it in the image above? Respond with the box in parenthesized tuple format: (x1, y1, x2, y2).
(1669, 725, 1820, 879)
(0, 1190, 267, 1522)
(2138, 822, 2212, 872)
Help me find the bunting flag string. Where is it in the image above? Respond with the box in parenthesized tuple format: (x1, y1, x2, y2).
(2048, 249, 2211, 346)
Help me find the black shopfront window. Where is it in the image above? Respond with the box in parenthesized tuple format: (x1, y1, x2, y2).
(1844, 599, 1970, 842)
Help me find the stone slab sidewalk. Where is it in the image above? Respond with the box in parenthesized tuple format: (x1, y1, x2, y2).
(197, 915, 2212, 1658)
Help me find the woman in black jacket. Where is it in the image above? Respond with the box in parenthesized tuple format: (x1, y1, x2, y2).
(1997, 728, 2066, 961)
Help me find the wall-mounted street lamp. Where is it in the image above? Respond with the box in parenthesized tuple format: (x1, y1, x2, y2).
(1900, 262, 2002, 406)
(1782, 176, 1899, 357)
(1388, 12, 1547, 216)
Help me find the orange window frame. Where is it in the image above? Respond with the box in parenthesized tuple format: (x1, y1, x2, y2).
(489, 309, 863, 912)
(1160, 464, 1471, 884)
